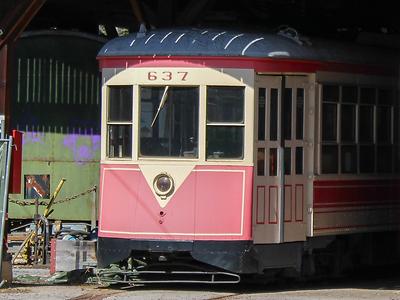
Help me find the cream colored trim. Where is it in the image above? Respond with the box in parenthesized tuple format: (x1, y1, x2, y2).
(139, 164, 195, 208)
(104, 67, 252, 86)
(245, 79, 255, 163)
(101, 85, 107, 161)
(102, 167, 140, 171)
(100, 160, 253, 166)
(100, 230, 243, 236)
(307, 73, 317, 238)
(103, 85, 135, 160)
(206, 122, 245, 126)
(132, 85, 139, 160)
(106, 121, 132, 125)
(316, 83, 322, 175)
(198, 85, 207, 161)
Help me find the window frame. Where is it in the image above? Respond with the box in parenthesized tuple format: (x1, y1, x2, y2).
(319, 84, 397, 176)
(376, 88, 394, 173)
(137, 85, 200, 159)
(105, 85, 134, 160)
(206, 85, 246, 161)
(320, 84, 340, 174)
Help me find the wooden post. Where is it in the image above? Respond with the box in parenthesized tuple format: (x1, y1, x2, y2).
(0, 46, 9, 122)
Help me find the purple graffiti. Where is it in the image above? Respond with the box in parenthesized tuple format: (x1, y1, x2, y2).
(23, 131, 45, 145)
(63, 134, 101, 165)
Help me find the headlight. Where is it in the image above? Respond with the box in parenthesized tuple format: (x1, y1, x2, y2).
(153, 173, 174, 198)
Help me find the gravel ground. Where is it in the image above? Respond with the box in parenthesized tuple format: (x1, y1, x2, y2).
(1, 267, 400, 300)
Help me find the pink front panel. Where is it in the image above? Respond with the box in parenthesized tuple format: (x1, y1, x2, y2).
(99, 164, 253, 241)
(133, 172, 195, 238)
(99, 166, 140, 234)
(99, 164, 195, 240)
(194, 166, 253, 239)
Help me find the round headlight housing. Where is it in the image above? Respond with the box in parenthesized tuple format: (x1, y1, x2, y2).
(153, 173, 174, 198)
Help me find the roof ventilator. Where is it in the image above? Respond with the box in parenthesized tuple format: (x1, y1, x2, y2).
(277, 26, 311, 46)
(136, 23, 147, 38)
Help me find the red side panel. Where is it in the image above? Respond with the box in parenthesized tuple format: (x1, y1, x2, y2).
(313, 179, 400, 233)
(9, 130, 23, 194)
(313, 179, 400, 208)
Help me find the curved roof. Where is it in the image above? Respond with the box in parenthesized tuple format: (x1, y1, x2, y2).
(98, 28, 398, 66)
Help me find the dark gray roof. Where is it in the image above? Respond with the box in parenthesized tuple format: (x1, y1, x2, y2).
(98, 28, 397, 66)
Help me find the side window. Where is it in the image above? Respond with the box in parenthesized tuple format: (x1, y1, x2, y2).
(206, 86, 244, 159)
(107, 86, 133, 158)
(376, 89, 393, 173)
(394, 105, 400, 172)
(321, 85, 358, 174)
(321, 85, 339, 173)
(359, 87, 376, 173)
(341, 86, 357, 174)
(321, 84, 396, 175)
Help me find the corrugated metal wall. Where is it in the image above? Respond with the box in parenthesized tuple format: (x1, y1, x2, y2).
(9, 31, 105, 221)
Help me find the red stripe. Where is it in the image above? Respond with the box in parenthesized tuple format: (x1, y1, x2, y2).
(314, 179, 400, 187)
(313, 179, 400, 207)
(314, 201, 400, 209)
(98, 56, 397, 77)
(314, 222, 400, 231)
(314, 206, 400, 214)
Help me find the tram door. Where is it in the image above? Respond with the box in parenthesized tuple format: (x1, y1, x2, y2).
(254, 75, 310, 244)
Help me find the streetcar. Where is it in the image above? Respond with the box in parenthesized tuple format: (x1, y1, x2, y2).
(96, 28, 400, 282)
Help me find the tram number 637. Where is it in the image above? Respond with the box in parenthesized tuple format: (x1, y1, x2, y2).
(147, 71, 188, 81)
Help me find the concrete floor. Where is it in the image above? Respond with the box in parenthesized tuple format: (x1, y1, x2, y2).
(1, 266, 400, 300)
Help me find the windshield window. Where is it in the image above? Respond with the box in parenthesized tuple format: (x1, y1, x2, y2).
(140, 86, 199, 158)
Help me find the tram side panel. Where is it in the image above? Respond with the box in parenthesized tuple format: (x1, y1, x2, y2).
(312, 75, 400, 237)
(252, 71, 400, 244)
